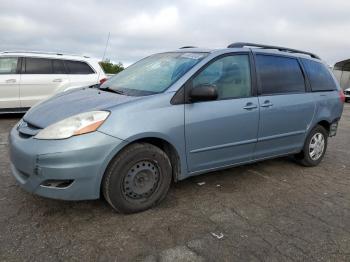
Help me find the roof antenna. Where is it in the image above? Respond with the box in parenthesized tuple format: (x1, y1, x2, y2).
(96, 32, 110, 85)
(102, 32, 110, 62)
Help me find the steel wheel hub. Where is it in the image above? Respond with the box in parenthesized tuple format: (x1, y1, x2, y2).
(123, 161, 160, 199)
(309, 132, 325, 161)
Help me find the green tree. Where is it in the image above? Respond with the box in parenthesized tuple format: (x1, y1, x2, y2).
(100, 59, 124, 74)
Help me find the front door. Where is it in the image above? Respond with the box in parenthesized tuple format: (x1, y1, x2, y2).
(0, 57, 20, 109)
(185, 54, 259, 173)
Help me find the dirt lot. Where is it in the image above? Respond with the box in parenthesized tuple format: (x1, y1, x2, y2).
(0, 104, 349, 262)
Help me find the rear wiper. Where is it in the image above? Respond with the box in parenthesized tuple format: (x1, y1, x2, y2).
(100, 86, 125, 95)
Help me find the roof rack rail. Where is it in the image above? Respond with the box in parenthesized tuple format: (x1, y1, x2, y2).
(179, 46, 197, 49)
(227, 42, 320, 60)
(0, 50, 90, 58)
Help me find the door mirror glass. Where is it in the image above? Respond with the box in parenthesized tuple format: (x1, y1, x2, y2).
(189, 84, 218, 102)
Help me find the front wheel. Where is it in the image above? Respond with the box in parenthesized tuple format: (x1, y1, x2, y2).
(102, 143, 172, 214)
(295, 125, 328, 167)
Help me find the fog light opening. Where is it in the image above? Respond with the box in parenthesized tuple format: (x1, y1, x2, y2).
(40, 179, 74, 188)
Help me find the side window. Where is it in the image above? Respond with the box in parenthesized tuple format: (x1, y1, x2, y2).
(192, 55, 251, 100)
(53, 60, 66, 74)
(25, 58, 52, 74)
(65, 60, 94, 74)
(302, 59, 337, 91)
(0, 57, 18, 74)
(256, 55, 306, 95)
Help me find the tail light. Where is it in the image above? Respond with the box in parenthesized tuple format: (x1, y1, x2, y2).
(339, 90, 346, 103)
(100, 78, 107, 84)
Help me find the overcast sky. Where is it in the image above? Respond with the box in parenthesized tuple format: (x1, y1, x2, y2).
(1, 0, 350, 66)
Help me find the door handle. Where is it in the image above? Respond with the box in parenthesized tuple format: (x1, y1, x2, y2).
(53, 78, 62, 82)
(243, 103, 258, 110)
(5, 79, 16, 83)
(261, 100, 273, 108)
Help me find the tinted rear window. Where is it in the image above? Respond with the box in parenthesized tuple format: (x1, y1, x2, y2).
(53, 59, 66, 74)
(302, 59, 337, 91)
(65, 60, 94, 74)
(256, 55, 306, 95)
(25, 58, 52, 74)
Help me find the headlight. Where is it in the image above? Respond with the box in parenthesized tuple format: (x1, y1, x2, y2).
(34, 111, 110, 140)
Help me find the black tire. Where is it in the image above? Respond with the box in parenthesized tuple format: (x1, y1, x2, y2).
(295, 125, 328, 167)
(102, 143, 172, 214)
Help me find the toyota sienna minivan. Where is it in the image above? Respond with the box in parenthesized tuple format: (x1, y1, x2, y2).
(9, 43, 345, 213)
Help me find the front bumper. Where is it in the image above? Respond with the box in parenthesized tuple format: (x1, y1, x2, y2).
(9, 126, 126, 200)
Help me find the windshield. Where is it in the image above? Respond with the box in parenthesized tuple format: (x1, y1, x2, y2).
(101, 52, 208, 96)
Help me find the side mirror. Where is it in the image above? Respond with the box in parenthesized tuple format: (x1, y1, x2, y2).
(189, 84, 218, 102)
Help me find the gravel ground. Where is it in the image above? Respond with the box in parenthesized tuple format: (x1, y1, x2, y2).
(0, 103, 349, 262)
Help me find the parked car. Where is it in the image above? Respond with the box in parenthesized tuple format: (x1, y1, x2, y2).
(344, 87, 350, 102)
(9, 43, 344, 213)
(0, 51, 106, 113)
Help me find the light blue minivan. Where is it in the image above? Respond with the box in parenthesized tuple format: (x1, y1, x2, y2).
(9, 43, 345, 213)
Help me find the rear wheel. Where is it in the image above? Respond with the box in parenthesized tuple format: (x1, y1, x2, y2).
(102, 143, 172, 213)
(295, 125, 328, 167)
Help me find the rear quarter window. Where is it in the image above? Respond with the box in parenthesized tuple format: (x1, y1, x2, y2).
(53, 59, 66, 74)
(302, 59, 337, 91)
(65, 60, 94, 74)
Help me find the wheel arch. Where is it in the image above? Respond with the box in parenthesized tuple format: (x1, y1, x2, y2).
(296, 120, 330, 166)
(316, 120, 331, 133)
(299, 119, 331, 156)
(98, 134, 185, 197)
(307, 118, 332, 138)
(127, 136, 182, 183)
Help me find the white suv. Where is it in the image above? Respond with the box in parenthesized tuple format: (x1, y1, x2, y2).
(0, 51, 107, 113)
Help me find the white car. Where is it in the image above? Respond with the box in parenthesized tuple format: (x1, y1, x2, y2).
(345, 87, 350, 102)
(0, 51, 107, 113)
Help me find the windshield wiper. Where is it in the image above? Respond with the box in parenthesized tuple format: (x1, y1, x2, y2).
(100, 86, 125, 95)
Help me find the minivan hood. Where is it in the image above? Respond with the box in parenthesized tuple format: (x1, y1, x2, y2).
(23, 88, 139, 128)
